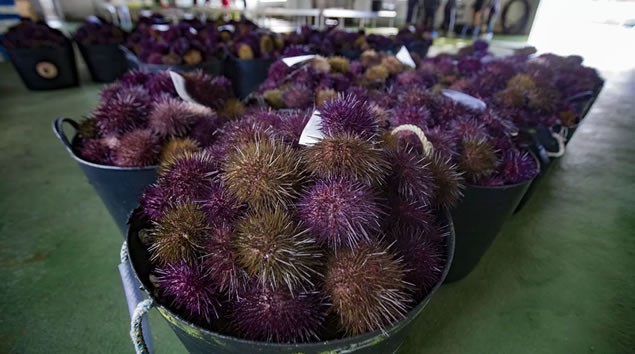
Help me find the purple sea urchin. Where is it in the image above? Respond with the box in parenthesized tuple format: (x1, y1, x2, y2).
(200, 181, 242, 226)
(120, 70, 151, 88)
(422, 127, 457, 160)
(303, 133, 389, 186)
(282, 84, 314, 110)
(78, 138, 112, 165)
(234, 207, 322, 291)
(156, 260, 221, 323)
(188, 114, 221, 148)
(297, 178, 381, 249)
(426, 153, 464, 208)
(392, 224, 445, 300)
(320, 94, 377, 138)
(325, 240, 411, 336)
(458, 138, 498, 181)
(140, 183, 172, 221)
(147, 71, 178, 97)
(159, 150, 219, 203)
(385, 144, 437, 205)
(391, 105, 430, 127)
(150, 202, 209, 265)
(112, 129, 161, 167)
(184, 71, 233, 110)
(223, 138, 305, 207)
(450, 117, 489, 140)
(148, 97, 200, 137)
(201, 222, 247, 295)
(498, 149, 539, 184)
(92, 89, 151, 136)
(276, 111, 311, 145)
(386, 196, 435, 230)
(231, 282, 326, 343)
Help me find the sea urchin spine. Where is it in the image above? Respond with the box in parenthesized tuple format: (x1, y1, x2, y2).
(233, 207, 323, 292)
(297, 178, 382, 249)
(231, 282, 326, 343)
(325, 240, 411, 336)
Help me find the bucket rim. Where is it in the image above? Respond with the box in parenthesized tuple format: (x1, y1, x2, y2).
(465, 150, 540, 191)
(70, 151, 159, 171)
(126, 208, 455, 350)
(52, 117, 159, 171)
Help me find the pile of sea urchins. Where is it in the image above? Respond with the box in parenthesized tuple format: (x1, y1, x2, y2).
(138, 93, 463, 343)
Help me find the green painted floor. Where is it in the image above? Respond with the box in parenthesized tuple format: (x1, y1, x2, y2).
(1, 57, 634, 354)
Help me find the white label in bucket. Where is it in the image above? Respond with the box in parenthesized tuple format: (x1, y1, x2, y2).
(170, 71, 208, 110)
(299, 110, 324, 146)
(218, 24, 235, 33)
(170, 71, 196, 103)
(282, 55, 316, 67)
(442, 89, 487, 111)
(396, 46, 416, 68)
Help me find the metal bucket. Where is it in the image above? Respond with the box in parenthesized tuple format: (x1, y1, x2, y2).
(7, 39, 79, 90)
(445, 178, 533, 283)
(77, 43, 128, 83)
(224, 56, 275, 99)
(124, 208, 455, 353)
(52, 118, 157, 235)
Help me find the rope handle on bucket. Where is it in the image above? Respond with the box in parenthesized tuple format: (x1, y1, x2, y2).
(546, 128, 566, 158)
(120, 242, 155, 354)
(52, 117, 79, 153)
(391, 124, 435, 157)
(131, 299, 154, 354)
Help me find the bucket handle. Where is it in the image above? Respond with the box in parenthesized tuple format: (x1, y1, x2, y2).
(52, 118, 78, 154)
(119, 242, 155, 354)
(546, 129, 566, 158)
(119, 45, 141, 69)
(391, 124, 434, 157)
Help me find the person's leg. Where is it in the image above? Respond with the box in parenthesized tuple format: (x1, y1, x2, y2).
(472, 0, 485, 37)
(406, 0, 418, 23)
(486, 1, 501, 33)
(429, 5, 439, 31)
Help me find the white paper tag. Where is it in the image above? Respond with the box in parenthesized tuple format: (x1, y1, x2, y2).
(282, 55, 317, 67)
(218, 24, 235, 32)
(442, 89, 487, 111)
(170, 71, 198, 103)
(152, 24, 170, 32)
(299, 110, 324, 146)
(396, 46, 416, 68)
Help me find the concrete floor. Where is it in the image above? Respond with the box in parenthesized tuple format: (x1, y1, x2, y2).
(1, 52, 634, 353)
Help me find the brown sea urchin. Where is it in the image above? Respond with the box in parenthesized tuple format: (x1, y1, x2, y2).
(324, 240, 411, 336)
(233, 207, 323, 292)
(149, 202, 209, 265)
(223, 137, 305, 207)
(303, 133, 389, 186)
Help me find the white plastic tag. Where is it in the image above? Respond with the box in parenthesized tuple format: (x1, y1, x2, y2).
(218, 24, 235, 32)
(442, 89, 487, 111)
(151, 24, 170, 32)
(299, 110, 324, 146)
(396, 46, 416, 68)
(282, 55, 317, 67)
(170, 71, 197, 103)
